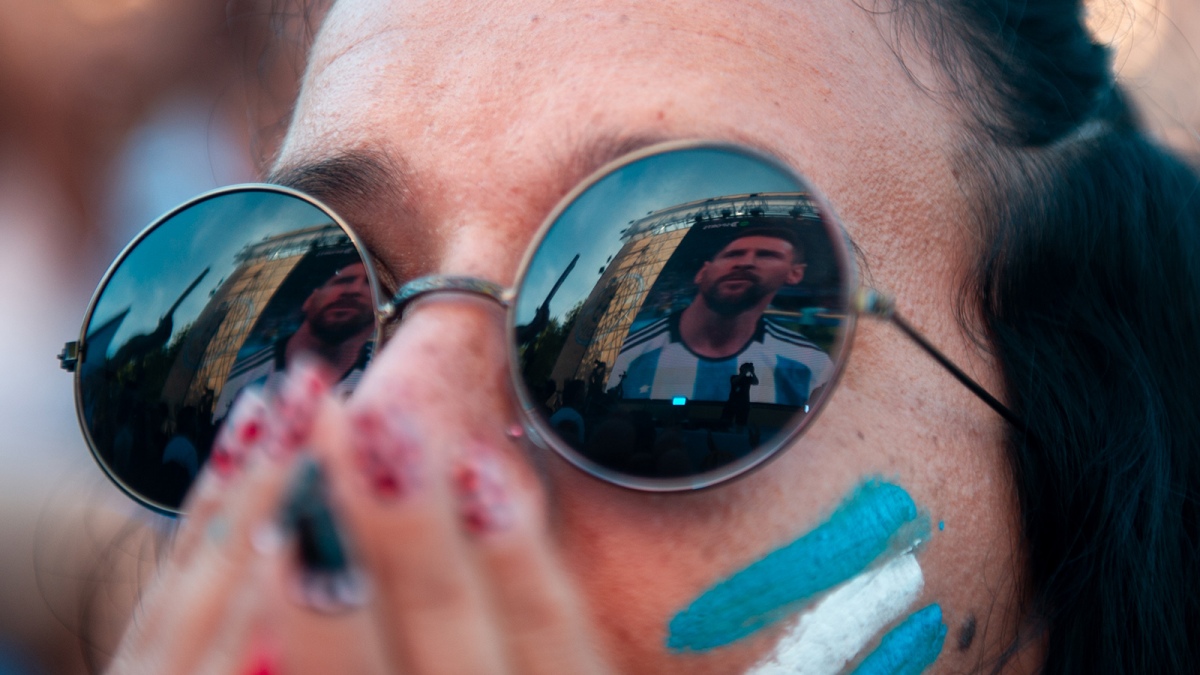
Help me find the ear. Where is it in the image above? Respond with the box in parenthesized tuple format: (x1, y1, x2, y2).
(786, 263, 806, 285)
(695, 261, 710, 286)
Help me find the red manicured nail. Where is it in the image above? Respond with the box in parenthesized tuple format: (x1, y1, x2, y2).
(351, 409, 422, 500)
(211, 390, 271, 477)
(272, 359, 331, 454)
(241, 633, 281, 675)
(242, 651, 277, 675)
(453, 446, 513, 535)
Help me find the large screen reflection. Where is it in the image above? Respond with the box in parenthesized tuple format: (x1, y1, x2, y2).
(517, 149, 850, 482)
(78, 189, 375, 510)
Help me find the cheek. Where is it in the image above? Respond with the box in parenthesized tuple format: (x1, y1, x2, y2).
(549, 467, 784, 672)
(550, 468, 950, 674)
(665, 480, 938, 652)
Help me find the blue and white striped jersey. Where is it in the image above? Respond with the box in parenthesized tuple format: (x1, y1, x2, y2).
(609, 313, 833, 405)
(213, 339, 372, 420)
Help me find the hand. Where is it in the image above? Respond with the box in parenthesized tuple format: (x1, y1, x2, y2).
(106, 362, 611, 675)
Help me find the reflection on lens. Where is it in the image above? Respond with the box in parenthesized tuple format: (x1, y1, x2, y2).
(76, 187, 378, 512)
(515, 145, 853, 488)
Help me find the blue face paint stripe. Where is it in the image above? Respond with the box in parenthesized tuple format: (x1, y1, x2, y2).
(850, 604, 947, 675)
(666, 479, 923, 652)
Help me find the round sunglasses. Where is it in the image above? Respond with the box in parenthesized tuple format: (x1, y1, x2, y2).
(60, 140, 1021, 514)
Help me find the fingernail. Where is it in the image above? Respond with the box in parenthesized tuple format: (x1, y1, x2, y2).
(211, 389, 271, 477)
(453, 445, 514, 535)
(350, 409, 422, 500)
(280, 457, 367, 612)
(241, 633, 281, 675)
(272, 359, 331, 455)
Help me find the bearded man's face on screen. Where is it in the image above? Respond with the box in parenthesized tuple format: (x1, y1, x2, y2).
(693, 234, 806, 316)
(300, 262, 373, 343)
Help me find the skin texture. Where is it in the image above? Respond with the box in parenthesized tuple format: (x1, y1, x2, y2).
(107, 0, 1039, 673)
(280, 0, 1029, 671)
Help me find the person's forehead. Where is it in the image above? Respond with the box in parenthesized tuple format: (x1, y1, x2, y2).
(290, 0, 825, 144)
(721, 235, 794, 252)
(277, 0, 962, 285)
(282, 0, 920, 182)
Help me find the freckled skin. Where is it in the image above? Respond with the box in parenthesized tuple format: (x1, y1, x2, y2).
(280, 0, 1035, 672)
(668, 480, 923, 652)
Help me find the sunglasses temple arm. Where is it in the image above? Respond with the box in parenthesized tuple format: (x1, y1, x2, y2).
(886, 311, 1027, 433)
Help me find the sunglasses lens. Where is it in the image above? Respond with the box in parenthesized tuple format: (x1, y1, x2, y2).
(513, 144, 854, 489)
(76, 187, 378, 513)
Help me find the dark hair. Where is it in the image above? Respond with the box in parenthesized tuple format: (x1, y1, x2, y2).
(715, 224, 806, 264)
(312, 254, 365, 287)
(898, 0, 1200, 672)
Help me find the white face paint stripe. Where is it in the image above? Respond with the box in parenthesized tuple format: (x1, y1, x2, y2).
(745, 552, 925, 675)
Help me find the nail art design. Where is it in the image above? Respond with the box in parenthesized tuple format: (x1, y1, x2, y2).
(205, 515, 232, 546)
(351, 409, 422, 500)
(241, 634, 281, 675)
(454, 446, 514, 535)
(280, 457, 367, 613)
(211, 390, 271, 477)
(272, 359, 331, 455)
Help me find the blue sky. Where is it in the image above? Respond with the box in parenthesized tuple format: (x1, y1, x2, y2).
(89, 190, 336, 354)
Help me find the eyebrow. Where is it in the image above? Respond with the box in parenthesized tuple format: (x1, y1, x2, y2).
(268, 150, 412, 221)
(270, 130, 675, 217)
(553, 131, 672, 194)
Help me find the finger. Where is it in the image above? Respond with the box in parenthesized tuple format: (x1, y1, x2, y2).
(123, 365, 329, 670)
(321, 406, 508, 674)
(195, 520, 390, 675)
(161, 450, 301, 672)
(174, 388, 272, 566)
(192, 559, 273, 675)
(453, 443, 611, 675)
(173, 361, 330, 570)
(267, 465, 392, 675)
(111, 447, 294, 674)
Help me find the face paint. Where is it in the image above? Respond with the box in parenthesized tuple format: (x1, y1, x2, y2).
(667, 479, 928, 652)
(746, 552, 925, 675)
(849, 604, 947, 675)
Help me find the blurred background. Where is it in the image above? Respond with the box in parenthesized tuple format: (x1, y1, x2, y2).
(0, 1, 324, 672)
(0, 0, 1194, 673)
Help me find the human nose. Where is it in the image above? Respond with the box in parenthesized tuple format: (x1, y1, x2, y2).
(347, 295, 521, 469)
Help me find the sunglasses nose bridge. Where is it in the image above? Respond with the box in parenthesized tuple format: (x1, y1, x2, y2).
(380, 275, 515, 322)
(354, 288, 523, 451)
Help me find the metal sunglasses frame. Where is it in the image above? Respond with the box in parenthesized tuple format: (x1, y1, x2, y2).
(62, 139, 1021, 509)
